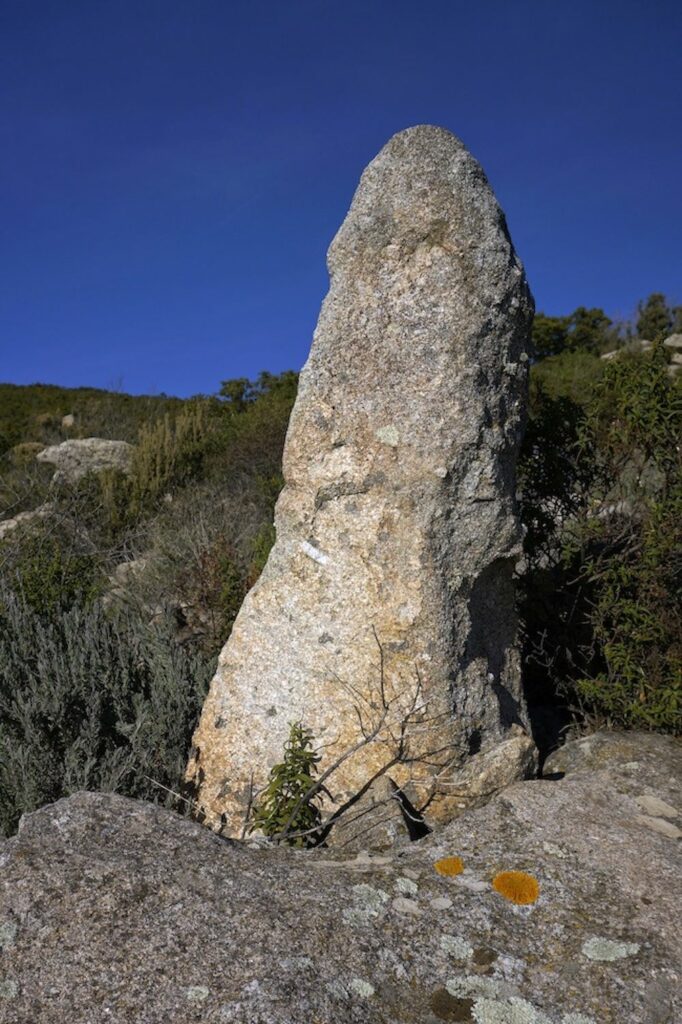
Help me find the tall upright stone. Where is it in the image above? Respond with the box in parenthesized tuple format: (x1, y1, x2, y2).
(186, 126, 535, 836)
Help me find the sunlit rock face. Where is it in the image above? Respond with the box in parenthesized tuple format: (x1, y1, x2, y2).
(186, 125, 535, 836)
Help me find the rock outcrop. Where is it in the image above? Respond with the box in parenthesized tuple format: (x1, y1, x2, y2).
(187, 125, 535, 836)
(1, 732, 680, 1023)
(36, 438, 133, 482)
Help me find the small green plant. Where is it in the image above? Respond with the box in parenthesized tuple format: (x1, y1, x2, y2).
(250, 722, 325, 847)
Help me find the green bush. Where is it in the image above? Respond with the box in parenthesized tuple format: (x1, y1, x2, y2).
(530, 348, 605, 405)
(0, 590, 215, 836)
(569, 349, 681, 730)
(67, 467, 135, 550)
(250, 722, 325, 847)
(519, 345, 681, 736)
(7, 442, 45, 466)
(0, 382, 186, 449)
(1, 531, 103, 619)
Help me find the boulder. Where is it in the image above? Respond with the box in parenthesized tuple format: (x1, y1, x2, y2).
(36, 438, 133, 482)
(1, 732, 680, 1023)
(0, 505, 53, 542)
(187, 125, 535, 836)
(102, 558, 150, 610)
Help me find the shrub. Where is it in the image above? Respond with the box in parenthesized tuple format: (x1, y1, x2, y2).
(0, 382, 186, 449)
(7, 442, 44, 466)
(530, 348, 605, 405)
(0, 452, 54, 519)
(215, 372, 297, 482)
(568, 349, 681, 731)
(64, 467, 135, 551)
(519, 346, 681, 737)
(250, 722, 325, 847)
(1, 530, 103, 619)
(0, 589, 215, 836)
(129, 402, 215, 514)
(174, 534, 247, 650)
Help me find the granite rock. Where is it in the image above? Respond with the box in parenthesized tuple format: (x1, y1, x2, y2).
(36, 438, 133, 482)
(187, 125, 535, 835)
(1, 732, 680, 1023)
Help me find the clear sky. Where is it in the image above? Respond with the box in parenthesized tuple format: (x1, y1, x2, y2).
(1, 0, 680, 396)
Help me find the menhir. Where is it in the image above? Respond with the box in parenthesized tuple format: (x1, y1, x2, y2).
(186, 125, 536, 838)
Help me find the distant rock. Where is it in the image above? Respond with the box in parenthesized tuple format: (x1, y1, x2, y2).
(601, 334, 682, 374)
(36, 438, 133, 482)
(61, 413, 75, 430)
(187, 125, 535, 836)
(1, 731, 680, 1023)
(102, 558, 149, 609)
(600, 338, 652, 360)
(111, 557, 148, 588)
(664, 333, 682, 374)
(0, 505, 53, 542)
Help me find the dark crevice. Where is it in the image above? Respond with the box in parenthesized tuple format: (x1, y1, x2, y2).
(394, 786, 432, 841)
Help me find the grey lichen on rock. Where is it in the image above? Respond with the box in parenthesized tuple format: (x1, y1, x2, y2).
(187, 124, 535, 836)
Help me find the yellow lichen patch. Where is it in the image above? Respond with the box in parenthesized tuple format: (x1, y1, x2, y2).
(491, 870, 540, 905)
(434, 856, 465, 877)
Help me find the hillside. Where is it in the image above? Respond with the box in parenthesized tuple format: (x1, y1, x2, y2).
(0, 382, 187, 453)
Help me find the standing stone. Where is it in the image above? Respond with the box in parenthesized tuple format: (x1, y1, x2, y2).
(187, 125, 534, 836)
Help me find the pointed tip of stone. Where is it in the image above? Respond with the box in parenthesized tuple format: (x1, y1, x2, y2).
(327, 123, 507, 276)
(379, 124, 470, 158)
(388, 123, 464, 142)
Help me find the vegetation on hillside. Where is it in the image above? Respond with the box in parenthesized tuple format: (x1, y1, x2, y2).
(0, 370, 297, 835)
(0, 291, 679, 835)
(519, 292, 681, 745)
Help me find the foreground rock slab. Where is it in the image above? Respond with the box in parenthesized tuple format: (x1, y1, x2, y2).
(188, 124, 534, 834)
(2, 732, 680, 1023)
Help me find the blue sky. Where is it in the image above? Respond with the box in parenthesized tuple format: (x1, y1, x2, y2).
(1, 1, 680, 396)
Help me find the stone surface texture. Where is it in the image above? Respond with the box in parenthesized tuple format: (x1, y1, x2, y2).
(36, 438, 133, 482)
(187, 125, 535, 835)
(1, 732, 680, 1023)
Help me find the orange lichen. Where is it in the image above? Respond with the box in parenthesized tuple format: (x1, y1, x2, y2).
(491, 870, 540, 905)
(434, 856, 465, 877)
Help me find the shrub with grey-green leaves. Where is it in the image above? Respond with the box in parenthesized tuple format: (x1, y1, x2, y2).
(0, 587, 215, 836)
